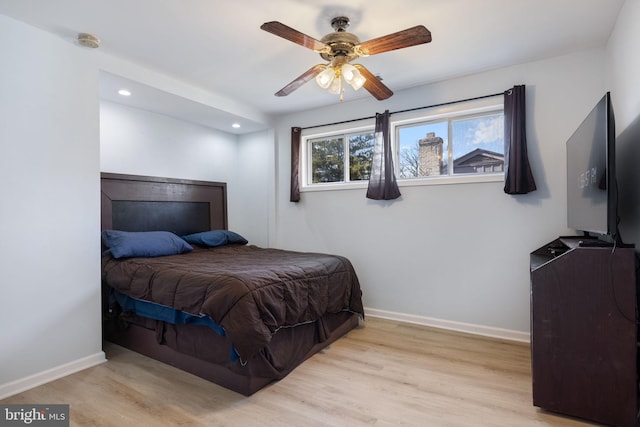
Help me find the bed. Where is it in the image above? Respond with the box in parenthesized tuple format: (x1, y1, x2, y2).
(100, 173, 364, 395)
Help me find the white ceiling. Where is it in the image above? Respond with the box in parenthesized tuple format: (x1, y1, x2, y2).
(0, 0, 625, 134)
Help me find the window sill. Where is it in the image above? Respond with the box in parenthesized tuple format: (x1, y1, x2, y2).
(301, 173, 504, 192)
(399, 173, 504, 187)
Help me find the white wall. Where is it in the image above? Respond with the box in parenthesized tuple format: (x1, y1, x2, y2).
(0, 14, 104, 396)
(273, 49, 607, 337)
(607, 0, 640, 246)
(235, 130, 275, 247)
(100, 101, 238, 182)
(100, 101, 273, 246)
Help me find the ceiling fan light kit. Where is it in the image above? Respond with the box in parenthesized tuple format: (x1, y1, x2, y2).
(315, 63, 366, 101)
(341, 63, 366, 90)
(260, 16, 432, 101)
(315, 66, 335, 89)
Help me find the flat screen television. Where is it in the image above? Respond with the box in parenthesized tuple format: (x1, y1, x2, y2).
(566, 92, 619, 244)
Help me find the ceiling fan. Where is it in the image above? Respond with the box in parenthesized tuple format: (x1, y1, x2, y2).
(260, 17, 432, 101)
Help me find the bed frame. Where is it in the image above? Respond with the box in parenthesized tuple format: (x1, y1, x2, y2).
(101, 172, 227, 235)
(100, 173, 359, 395)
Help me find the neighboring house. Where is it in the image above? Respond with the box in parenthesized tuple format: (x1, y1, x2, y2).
(453, 148, 504, 174)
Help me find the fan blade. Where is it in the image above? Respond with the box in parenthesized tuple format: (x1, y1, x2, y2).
(275, 64, 327, 97)
(261, 21, 329, 52)
(354, 65, 393, 100)
(356, 25, 432, 56)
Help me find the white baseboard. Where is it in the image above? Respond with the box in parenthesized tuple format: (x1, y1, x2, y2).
(365, 307, 530, 343)
(0, 351, 107, 400)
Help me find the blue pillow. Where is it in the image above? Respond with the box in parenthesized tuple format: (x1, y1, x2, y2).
(182, 230, 248, 247)
(102, 230, 193, 259)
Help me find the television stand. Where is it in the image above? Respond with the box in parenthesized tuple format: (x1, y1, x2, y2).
(577, 240, 614, 247)
(530, 237, 637, 427)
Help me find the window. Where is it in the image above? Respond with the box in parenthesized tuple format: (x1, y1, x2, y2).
(396, 111, 504, 179)
(301, 97, 504, 190)
(307, 131, 375, 184)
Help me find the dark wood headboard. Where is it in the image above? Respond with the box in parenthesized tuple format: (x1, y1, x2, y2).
(101, 173, 227, 236)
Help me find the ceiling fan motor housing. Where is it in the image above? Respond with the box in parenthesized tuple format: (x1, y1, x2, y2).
(319, 30, 361, 63)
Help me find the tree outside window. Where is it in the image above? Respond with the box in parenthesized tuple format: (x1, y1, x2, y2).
(309, 132, 374, 183)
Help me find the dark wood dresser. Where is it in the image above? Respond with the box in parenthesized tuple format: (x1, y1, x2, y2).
(530, 236, 637, 427)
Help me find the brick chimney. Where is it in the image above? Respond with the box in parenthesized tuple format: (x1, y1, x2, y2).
(418, 132, 444, 176)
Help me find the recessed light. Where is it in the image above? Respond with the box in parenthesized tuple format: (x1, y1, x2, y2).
(232, 123, 241, 128)
(118, 89, 131, 97)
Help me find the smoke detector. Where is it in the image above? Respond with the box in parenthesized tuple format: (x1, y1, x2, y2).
(77, 33, 100, 48)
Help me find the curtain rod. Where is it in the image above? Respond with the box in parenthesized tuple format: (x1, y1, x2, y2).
(301, 91, 505, 131)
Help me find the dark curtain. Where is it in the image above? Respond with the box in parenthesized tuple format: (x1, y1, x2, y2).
(366, 110, 401, 200)
(290, 127, 301, 202)
(503, 85, 537, 194)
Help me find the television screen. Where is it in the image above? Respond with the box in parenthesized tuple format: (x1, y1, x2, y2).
(566, 92, 615, 236)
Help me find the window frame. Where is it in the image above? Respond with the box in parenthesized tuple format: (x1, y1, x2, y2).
(300, 96, 504, 192)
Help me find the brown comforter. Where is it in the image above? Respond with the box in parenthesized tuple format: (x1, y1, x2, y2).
(102, 245, 364, 360)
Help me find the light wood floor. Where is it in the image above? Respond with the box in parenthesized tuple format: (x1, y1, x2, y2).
(2, 317, 599, 426)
